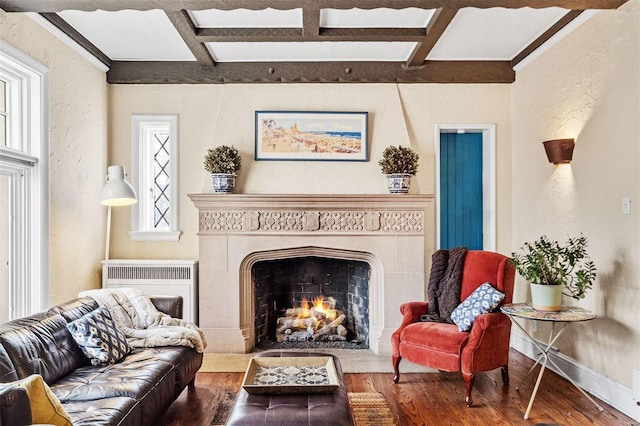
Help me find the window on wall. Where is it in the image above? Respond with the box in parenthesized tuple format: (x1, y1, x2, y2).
(0, 43, 49, 319)
(0, 80, 6, 147)
(130, 114, 181, 241)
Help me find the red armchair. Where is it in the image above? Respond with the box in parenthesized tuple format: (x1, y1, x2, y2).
(391, 250, 515, 407)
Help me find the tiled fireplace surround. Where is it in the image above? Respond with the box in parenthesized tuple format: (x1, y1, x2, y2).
(189, 194, 433, 354)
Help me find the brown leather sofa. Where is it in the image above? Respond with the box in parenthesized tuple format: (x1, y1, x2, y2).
(0, 295, 203, 426)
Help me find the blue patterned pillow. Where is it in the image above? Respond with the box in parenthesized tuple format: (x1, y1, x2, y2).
(450, 283, 505, 332)
(66, 306, 131, 365)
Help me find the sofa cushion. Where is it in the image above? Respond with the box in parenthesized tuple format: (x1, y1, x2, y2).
(400, 321, 469, 355)
(52, 349, 177, 426)
(0, 313, 86, 383)
(4, 374, 73, 426)
(450, 283, 505, 332)
(67, 306, 132, 366)
(49, 297, 100, 323)
(51, 350, 175, 402)
(137, 346, 203, 396)
(0, 343, 18, 383)
(61, 396, 140, 426)
(0, 383, 31, 425)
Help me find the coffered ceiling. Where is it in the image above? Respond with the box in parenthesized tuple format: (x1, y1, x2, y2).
(0, 1, 630, 84)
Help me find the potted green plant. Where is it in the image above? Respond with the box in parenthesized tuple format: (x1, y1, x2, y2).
(378, 145, 419, 194)
(203, 145, 242, 193)
(511, 234, 597, 311)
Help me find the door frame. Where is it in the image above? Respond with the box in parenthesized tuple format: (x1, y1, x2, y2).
(435, 124, 496, 251)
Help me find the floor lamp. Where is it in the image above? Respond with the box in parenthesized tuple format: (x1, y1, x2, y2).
(100, 165, 137, 261)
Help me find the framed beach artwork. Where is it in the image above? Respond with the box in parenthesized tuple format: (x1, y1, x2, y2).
(255, 111, 368, 161)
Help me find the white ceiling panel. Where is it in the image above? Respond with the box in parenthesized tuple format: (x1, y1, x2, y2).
(320, 8, 435, 28)
(59, 9, 195, 61)
(190, 8, 303, 28)
(207, 42, 417, 62)
(427, 7, 568, 60)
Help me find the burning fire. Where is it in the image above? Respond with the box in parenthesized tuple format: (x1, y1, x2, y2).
(276, 295, 347, 343)
(298, 296, 337, 321)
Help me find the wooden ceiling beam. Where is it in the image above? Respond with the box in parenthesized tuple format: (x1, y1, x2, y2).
(107, 60, 515, 84)
(196, 27, 426, 42)
(0, 0, 629, 12)
(406, 8, 457, 67)
(302, 6, 320, 40)
(165, 10, 215, 65)
(511, 9, 584, 67)
(319, 28, 427, 42)
(38, 13, 112, 68)
(197, 28, 301, 42)
(6, 1, 626, 85)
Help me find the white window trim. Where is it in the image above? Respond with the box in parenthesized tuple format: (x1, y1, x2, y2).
(0, 41, 49, 317)
(129, 114, 181, 242)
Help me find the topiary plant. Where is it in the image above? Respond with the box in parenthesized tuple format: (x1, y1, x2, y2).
(378, 145, 419, 175)
(203, 145, 242, 175)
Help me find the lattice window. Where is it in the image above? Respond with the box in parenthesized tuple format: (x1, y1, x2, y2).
(0, 80, 6, 147)
(153, 131, 171, 229)
(130, 115, 181, 241)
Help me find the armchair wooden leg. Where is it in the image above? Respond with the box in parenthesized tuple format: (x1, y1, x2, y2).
(463, 373, 475, 407)
(501, 365, 509, 385)
(392, 355, 402, 383)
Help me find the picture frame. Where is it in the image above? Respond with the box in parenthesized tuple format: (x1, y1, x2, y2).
(255, 111, 368, 161)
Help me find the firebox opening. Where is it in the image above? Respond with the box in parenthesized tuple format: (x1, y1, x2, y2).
(253, 256, 370, 350)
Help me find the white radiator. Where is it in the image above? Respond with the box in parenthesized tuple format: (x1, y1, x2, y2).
(101, 259, 199, 324)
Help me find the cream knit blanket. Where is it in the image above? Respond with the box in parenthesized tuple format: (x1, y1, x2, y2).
(79, 288, 207, 353)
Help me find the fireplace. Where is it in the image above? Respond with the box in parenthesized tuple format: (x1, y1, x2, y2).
(189, 194, 433, 354)
(253, 256, 370, 350)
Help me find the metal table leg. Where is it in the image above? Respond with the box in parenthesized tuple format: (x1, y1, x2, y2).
(509, 319, 601, 420)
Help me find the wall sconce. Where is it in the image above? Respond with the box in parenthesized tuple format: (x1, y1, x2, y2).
(543, 138, 575, 165)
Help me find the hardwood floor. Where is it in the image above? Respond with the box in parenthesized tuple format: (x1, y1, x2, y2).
(159, 349, 637, 425)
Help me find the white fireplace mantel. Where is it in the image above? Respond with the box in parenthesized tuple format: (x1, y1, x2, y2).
(189, 193, 434, 354)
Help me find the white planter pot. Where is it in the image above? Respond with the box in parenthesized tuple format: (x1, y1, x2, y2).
(385, 173, 412, 194)
(530, 283, 562, 312)
(211, 173, 237, 193)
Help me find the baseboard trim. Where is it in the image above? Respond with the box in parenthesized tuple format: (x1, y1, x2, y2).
(510, 332, 640, 422)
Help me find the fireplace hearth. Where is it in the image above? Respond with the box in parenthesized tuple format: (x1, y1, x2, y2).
(189, 194, 433, 354)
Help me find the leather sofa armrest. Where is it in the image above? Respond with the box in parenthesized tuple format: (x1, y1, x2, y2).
(149, 295, 183, 319)
(0, 385, 32, 426)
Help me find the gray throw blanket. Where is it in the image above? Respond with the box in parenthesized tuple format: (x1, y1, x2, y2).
(420, 247, 468, 324)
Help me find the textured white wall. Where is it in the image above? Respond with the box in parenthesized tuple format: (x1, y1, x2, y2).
(511, 2, 640, 387)
(107, 83, 511, 260)
(0, 12, 108, 305)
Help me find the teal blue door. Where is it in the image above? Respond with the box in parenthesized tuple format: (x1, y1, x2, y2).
(440, 132, 483, 250)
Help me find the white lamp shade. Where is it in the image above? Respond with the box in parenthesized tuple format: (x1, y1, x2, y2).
(100, 165, 137, 206)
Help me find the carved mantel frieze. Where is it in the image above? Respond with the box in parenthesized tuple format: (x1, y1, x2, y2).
(189, 194, 434, 235)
